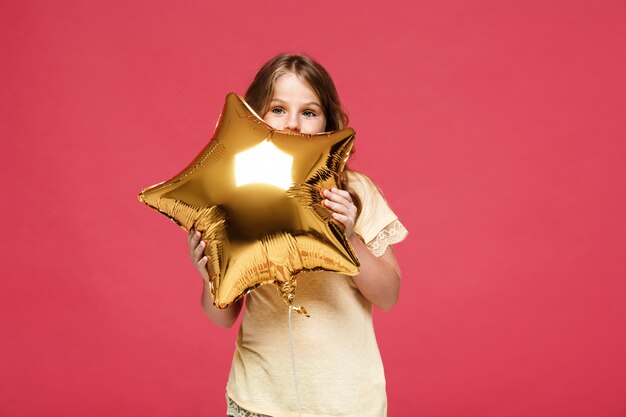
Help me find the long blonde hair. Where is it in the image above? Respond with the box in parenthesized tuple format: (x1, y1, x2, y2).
(244, 53, 362, 217)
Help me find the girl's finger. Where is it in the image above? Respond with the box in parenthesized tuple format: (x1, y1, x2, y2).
(331, 213, 354, 237)
(323, 188, 352, 207)
(197, 257, 210, 281)
(189, 230, 201, 249)
(331, 212, 350, 224)
(331, 187, 353, 202)
(192, 240, 206, 261)
(187, 228, 195, 245)
(323, 189, 357, 220)
(323, 198, 350, 214)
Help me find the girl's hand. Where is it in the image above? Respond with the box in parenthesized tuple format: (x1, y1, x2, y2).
(322, 187, 357, 239)
(189, 228, 244, 328)
(187, 228, 210, 284)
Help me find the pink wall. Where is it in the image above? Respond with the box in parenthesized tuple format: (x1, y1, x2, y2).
(2, 1, 625, 416)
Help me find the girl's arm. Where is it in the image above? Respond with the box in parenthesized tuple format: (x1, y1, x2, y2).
(189, 229, 244, 328)
(200, 284, 243, 328)
(349, 235, 401, 311)
(322, 188, 403, 311)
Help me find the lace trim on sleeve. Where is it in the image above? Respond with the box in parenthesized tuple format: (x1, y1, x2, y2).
(366, 219, 408, 257)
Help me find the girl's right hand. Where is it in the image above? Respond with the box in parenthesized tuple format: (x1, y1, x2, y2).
(190, 228, 243, 328)
(187, 228, 210, 284)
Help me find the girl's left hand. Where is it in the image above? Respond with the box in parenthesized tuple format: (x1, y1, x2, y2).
(322, 187, 357, 239)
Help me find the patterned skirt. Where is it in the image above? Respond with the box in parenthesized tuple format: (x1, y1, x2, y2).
(227, 395, 273, 417)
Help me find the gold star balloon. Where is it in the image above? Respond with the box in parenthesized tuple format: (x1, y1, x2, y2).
(138, 93, 359, 314)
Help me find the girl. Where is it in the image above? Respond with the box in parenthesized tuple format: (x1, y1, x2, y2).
(187, 54, 408, 417)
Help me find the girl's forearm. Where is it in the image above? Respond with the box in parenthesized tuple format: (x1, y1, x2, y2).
(349, 236, 402, 311)
(200, 282, 243, 328)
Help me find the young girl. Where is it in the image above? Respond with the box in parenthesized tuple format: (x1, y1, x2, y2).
(187, 54, 408, 417)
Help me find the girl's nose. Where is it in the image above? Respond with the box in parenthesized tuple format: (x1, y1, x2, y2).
(284, 114, 300, 132)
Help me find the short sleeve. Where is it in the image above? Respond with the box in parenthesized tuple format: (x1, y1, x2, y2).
(347, 171, 408, 257)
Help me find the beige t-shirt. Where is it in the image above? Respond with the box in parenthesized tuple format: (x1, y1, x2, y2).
(226, 171, 408, 417)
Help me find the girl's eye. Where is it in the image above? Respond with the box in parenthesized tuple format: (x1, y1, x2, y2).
(271, 107, 285, 115)
(302, 110, 316, 117)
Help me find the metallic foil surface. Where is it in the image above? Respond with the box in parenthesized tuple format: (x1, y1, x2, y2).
(138, 93, 359, 312)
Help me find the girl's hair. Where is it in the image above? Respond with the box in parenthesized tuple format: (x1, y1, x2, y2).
(244, 54, 348, 131)
(245, 53, 363, 218)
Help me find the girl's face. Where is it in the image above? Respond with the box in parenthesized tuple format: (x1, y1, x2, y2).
(262, 72, 326, 135)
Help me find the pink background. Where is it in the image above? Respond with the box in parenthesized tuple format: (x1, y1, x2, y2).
(2, 1, 625, 416)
